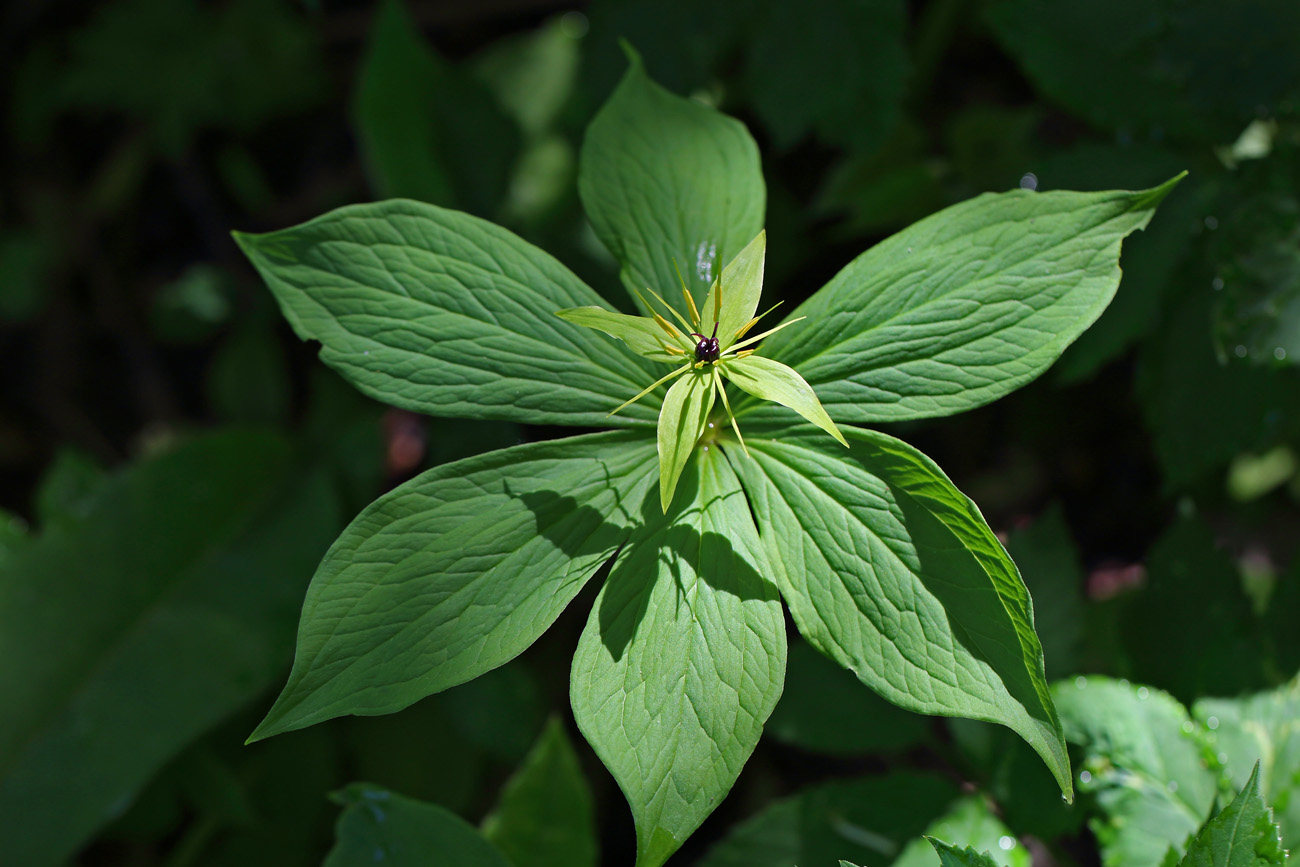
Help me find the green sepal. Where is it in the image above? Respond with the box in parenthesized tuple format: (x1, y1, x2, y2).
(555, 306, 686, 363)
(701, 230, 766, 350)
(657, 368, 716, 512)
(721, 354, 846, 446)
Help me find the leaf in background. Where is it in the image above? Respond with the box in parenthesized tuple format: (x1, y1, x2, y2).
(442, 661, 546, 765)
(1176, 765, 1286, 867)
(235, 199, 661, 428)
(59, 0, 325, 153)
(207, 324, 291, 427)
(1209, 148, 1300, 366)
(578, 50, 765, 318)
(1118, 517, 1269, 701)
(1005, 505, 1084, 679)
(0, 228, 51, 322)
(731, 426, 1071, 797)
(1139, 283, 1300, 489)
(1194, 679, 1300, 849)
(571, 446, 785, 867)
(149, 263, 235, 344)
(742, 0, 907, 153)
(765, 638, 930, 755)
(987, 0, 1300, 144)
(0, 431, 341, 867)
(699, 772, 960, 867)
(656, 368, 715, 512)
(481, 719, 598, 867)
(1052, 677, 1217, 867)
(322, 784, 510, 867)
(353, 0, 518, 215)
(928, 839, 1005, 867)
(750, 178, 1182, 424)
(895, 797, 1028, 867)
(32, 448, 107, 532)
(252, 432, 656, 740)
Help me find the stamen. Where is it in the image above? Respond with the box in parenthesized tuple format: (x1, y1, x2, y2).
(673, 259, 701, 327)
(608, 365, 688, 417)
(727, 316, 805, 354)
(712, 367, 748, 457)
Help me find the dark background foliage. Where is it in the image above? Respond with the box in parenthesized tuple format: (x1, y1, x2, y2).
(2, 0, 1299, 865)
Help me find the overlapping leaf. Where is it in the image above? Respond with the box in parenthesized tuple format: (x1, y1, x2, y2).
(729, 426, 1071, 797)
(747, 177, 1183, 423)
(252, 432, 657, 740)
(578, 48, 765, 318)
(571, 446, 785, 867)
(235, 200, 658, 427)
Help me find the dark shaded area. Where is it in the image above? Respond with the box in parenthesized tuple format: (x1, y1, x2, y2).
(3, 0, 1300, 865)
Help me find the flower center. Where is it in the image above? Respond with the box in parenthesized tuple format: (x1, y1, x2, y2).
(692, 323, 720, 363)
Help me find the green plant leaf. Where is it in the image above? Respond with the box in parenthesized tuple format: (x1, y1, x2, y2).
(1194, 678, 1300, 849)
(702, 229, 766, 350)
(699, 772, 960, 867)
(481, 718, 598, 867)
(1177, 765, 1286, 867)
(251, 431, 657, 741)
(730, 426, 1071, 797)
(928, 839, 1005, 867)
(1052, 677, 1218, 867)
(323, 784, 511, 867)
(721, 354, 846, 446)
(571, 446, 785, 867)
(896, 797, 1028, 867)
(555, 305, 685, 361)
(749, 178, 1183, 424)
(234, 199, 659, 427)
(0, 431, 339, 867)
(578, 49, 765, 319)
(353, 0, 517, 214)
(657, 368, 716, 512)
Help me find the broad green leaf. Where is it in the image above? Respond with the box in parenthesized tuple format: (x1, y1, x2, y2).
(766, 638, 930, 756)
(252, 431, 657, 740)
(748, 178, 1183, 424)
(657, 368, 716, 512)
(0, 432, 339, 867)
(1194, 678, 1300, 849)
(578, 49, 765, 319)
(721, 354, 846, 446)
(481, 719, 598, 867)
(571, 446, 786, 867)
(1178, 765, 1286, 867)
(701, 229, 766, 350)
(234, 199, 659, 427)
(33, 448, 107, 532)
(896, 797, 1027, 867)
(353, 0, 517, 214)
(730, 426, 1071, 797)
(555, 305, 685, 362)
(928, 840, 1004, 867)
(742, 0, 907, 153)
(699, 772, 960, 867)
(1052, 677, 1217, 867)
(323, 784, 510, 867)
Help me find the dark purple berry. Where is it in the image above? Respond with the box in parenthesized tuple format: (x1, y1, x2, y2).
(693, 323, 720, 362)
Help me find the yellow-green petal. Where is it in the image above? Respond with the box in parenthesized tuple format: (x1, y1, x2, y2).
(556, 306, 687, 362)
(701, 230, 766, 351)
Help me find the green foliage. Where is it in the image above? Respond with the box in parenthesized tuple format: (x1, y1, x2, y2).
(481, 719, 598, 867)
(0, 432, 341, 866)
(895, 798, 1027, 867)
(1054, 677, 1218, 867)
(323, 784, 511, 867)
(1175, 766, 1287, 867)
